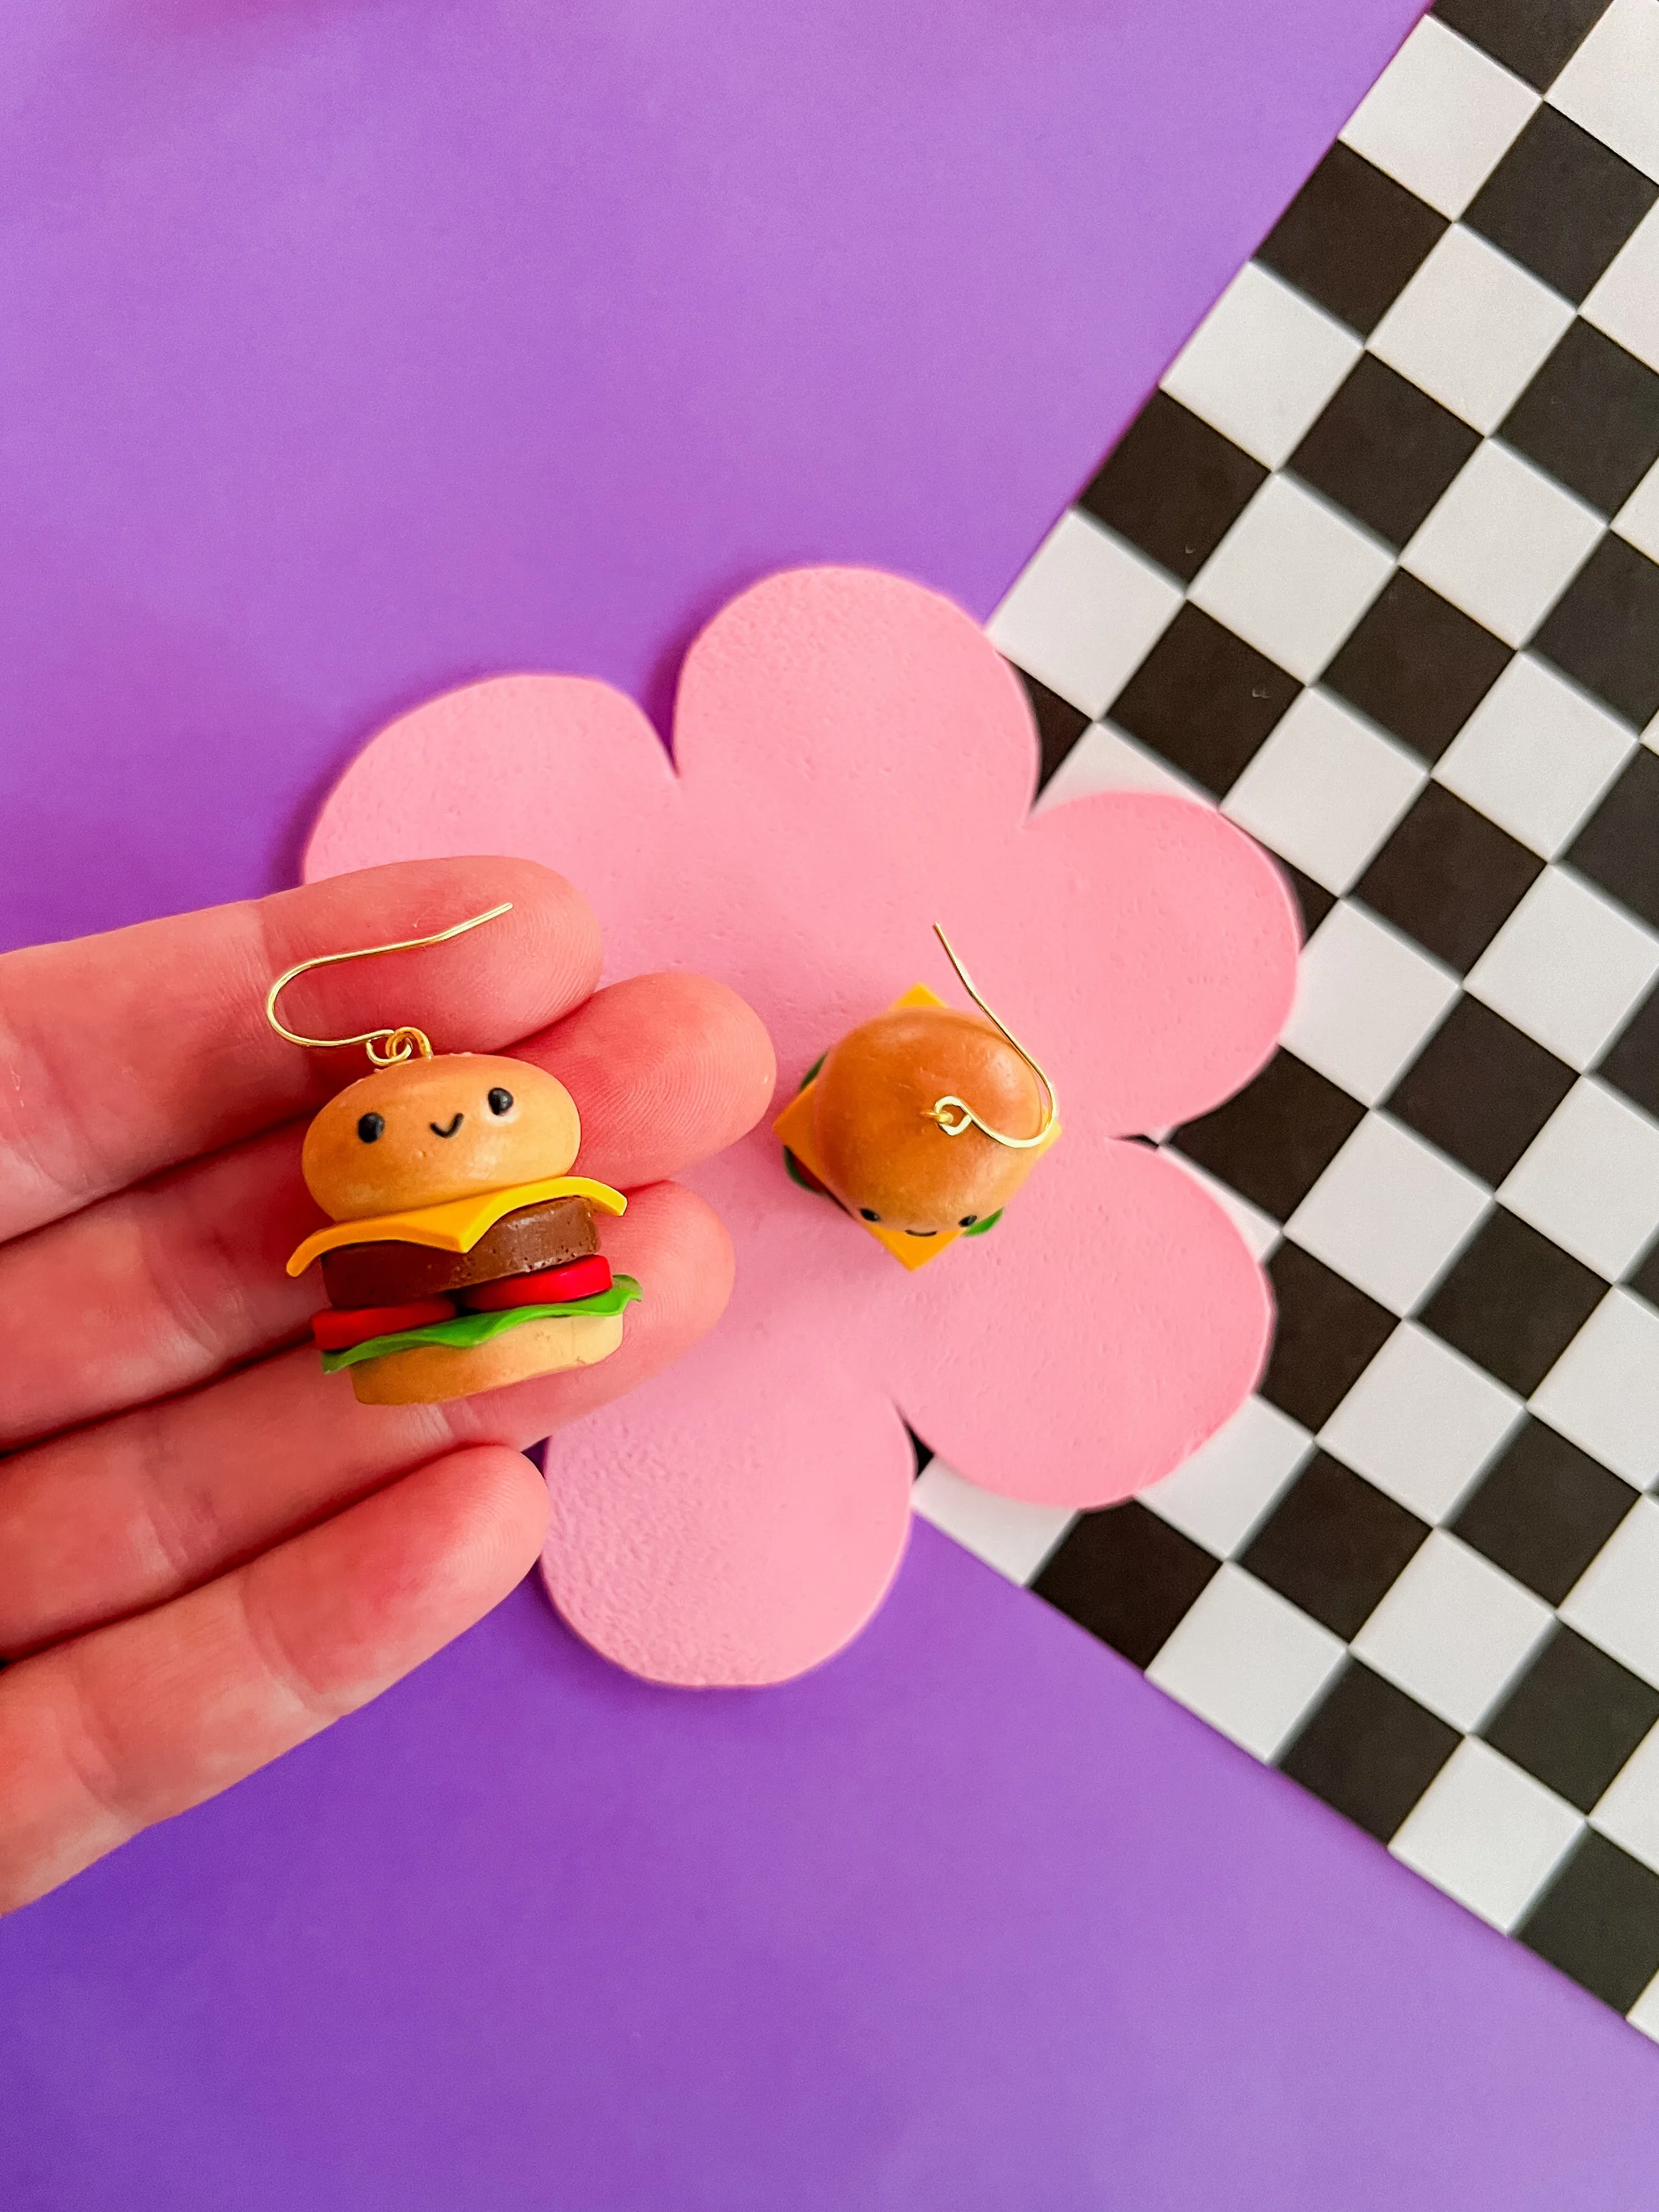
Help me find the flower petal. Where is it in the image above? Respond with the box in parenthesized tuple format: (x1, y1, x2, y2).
(882, 1138, 1272, 1508)
(542, 1279, 914, 1686)
(305, 672, 686, 984)
(1005, 790, 1301, 1139)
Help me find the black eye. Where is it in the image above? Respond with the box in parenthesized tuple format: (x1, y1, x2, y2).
(487, 1088, 515, 1116)
(959, 1215, 978, 1227)
(357, 1113, 384, 1144)
(860, 1208, 880, 1221)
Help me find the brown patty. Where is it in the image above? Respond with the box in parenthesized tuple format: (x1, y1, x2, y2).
(320, 1195, 599, 1308)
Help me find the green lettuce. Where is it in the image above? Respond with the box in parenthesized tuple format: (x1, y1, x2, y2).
(320, 1276, 642, 1373)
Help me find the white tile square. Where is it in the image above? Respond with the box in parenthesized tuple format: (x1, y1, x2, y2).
(1616, 456, 1659, 567)
(1629, 1969, 1659, 2038)
(1392, 1739, 1583, 1930)
(1281, 903, 1459, 1106)
(1320, 1322, 1522, 1522)
(1161, 261, 1363, 469)
(1146, 1564, 1345, 1759)
(1467, 866, 1659, 1069)
(1583, 202, 1659, 376)
(1532, 1291, 1659, 1488)
(1141, 1395, 1313, 1557)
(1549, 0, 1659, 186)
(985, 510, 1181, 718)
(1159, 1148, 1282, 1261)
(1369, 227, 1575, 435)
(1190, 477, 1393, 684)
(1501, 1080, 1659, 1280)
(1593, 1716, 1659, 1875)
(1433, 653, 1636, 858)
(1561, 1494, 1659, 1687)
(1033, 720, 1208, 812)
(1287, 1113, 1491, 1316)
(911, 1462, 1074, 1586)
(1591, 1721, 1659, 1876)
(1353, 1529, 1554, 1730)
(1403, 442, 1603, 647)
(1222, 688, 1426, 894)
(1342, 18, 1539, 219)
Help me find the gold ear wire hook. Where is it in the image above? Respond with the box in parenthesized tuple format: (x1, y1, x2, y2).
(264, 902, 515, 1067)
(926, 924, 1059, 1150)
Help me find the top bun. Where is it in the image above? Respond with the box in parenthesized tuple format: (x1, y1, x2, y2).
(302, 1054, 581, 1222)
(810, 1008, 1045, 1235)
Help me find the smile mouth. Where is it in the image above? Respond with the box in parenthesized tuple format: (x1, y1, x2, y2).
(904, 1229, 938, 1237)
(430, 1114, 464, 1138)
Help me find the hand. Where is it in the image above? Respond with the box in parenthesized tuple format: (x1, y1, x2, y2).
(0, 859, 775, 1912)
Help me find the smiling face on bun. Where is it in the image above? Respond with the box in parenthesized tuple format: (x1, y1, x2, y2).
(288, 1053, 638, 1406)
(301, 1054, 582, 1219)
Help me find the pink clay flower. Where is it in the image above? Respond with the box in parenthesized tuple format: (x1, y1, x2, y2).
(308, 567, 1300, 1685)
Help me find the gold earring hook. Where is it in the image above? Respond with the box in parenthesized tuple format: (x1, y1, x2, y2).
(264, 902, 515, 1067)
(926, 924, 1059, 1150)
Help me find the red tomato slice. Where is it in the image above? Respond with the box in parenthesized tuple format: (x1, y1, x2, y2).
(311, 1296, 458, 1352)
(461, 1255, 614, 1311)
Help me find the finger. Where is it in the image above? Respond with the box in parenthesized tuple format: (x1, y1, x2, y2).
(0, 972, 772, 1449)
(531, 969, 778, 1188)
(0, 856, 602, 1242)
(0, 1443, 547, 1915)
(0, 1182, 730, 1655)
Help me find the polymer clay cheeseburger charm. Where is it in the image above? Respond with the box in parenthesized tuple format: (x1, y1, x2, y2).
(269, 904, 640, 1404)
(774, 926, 1059, 1269)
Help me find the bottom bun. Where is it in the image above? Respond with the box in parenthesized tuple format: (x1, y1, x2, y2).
(347, 1312, 627, 1406)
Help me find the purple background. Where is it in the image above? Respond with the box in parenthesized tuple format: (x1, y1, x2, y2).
(8, 0, 1657, 2203)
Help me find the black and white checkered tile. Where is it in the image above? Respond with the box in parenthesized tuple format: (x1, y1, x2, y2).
(920, 0, 1659, 2029)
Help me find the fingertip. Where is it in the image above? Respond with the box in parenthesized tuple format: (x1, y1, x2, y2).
(528, 969, 777, 1185)
(442, 1441, 553, 1580)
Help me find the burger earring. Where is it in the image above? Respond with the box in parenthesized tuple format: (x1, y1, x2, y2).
(773, 925, 1060, 1270)
(266, 903, 639, 1405)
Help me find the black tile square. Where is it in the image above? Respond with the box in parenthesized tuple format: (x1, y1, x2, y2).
(1484, 1627, 1659, 1811)
(1257, 144, 1447, 336)
(1567, 748, 1659, 934)
(1631, 1233, 1659, 1309)
(1292, 356, 1480, 549)
(1013, 664, 1092, 792)
(1502, 322, 1659, 518)
(1109, 604, 1300, 797)
(1355, 784, 1543, 971)
(1599, 984, 1659, 1122)
(1433, 0, 1610, 91)
(1242, 1452, 1429, 1641)
(1259, 1242, 1399, 1432)
(1079, 392, 1267, 585)
(1534, 535, 1659, 730)
(1323, 572, 1511, 764)
(1517, 1833, 1659, 2014)
(1171, 1050, 1366, 1221)
(1279, 1661, 1460, 1842)
(1030, 1501, 1217, 1668)
(1453, 1416, 1637, 1605)
(1384, 996, 1576, 1185)
(1280, 862, 1335, 941)
(1465, 107, 1658, 305)
(1419, 1207, 1608, 1393)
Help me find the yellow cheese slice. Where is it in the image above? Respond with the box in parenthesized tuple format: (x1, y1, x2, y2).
(286, 1175, 627, 1277)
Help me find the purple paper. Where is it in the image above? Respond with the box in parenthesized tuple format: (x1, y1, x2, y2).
(12, 0, 1654, 2202)
(7, 1543, 1659, 2209)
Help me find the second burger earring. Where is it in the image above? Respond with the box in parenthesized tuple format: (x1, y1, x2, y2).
(774, 925, 1060, 1269)
(268, 903, 639, 1405)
